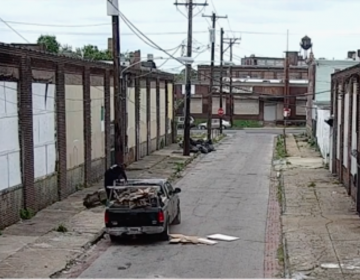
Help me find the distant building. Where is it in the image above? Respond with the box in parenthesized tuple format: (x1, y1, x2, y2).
(175, 52, 308, 124)
(306, 52, 359, 163)
(330, 61, 360, 209)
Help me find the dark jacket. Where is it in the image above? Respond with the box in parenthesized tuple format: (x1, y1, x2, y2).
(104, 164, 127, 197)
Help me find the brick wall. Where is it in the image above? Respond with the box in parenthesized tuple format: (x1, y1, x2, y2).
(0, 44, 175, 229)
(174, 83, 306, 123)
(331, 64, 360, 207)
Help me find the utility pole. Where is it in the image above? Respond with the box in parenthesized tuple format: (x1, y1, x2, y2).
(202, 12, 227, 140)
(219, 28, 224, 134)
(283, 30, 290, 152)
(107, 0, 124, 164)
(223, 37, 240, 126)
(175, 0, 207, 156)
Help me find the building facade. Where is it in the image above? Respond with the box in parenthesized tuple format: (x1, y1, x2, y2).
(0, 44, 175, 229)
(176, 54, 308, 124)
(331, 63, 360, 212)
(306, 55, 359, 162)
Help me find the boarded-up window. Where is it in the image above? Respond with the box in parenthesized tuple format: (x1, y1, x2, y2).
(234, 99, 259, 115)
(296, 100, 306, 115)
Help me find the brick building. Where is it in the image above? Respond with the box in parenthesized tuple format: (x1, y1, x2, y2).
(331, 63, 360, 212)
(0, 44, 175, 229)
(175, 52, 308, 124)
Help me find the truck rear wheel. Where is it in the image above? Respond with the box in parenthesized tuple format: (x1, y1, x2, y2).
(109, 234, 118, 243)
(172, 206, 181, 225)
(158, 223, 170, 241)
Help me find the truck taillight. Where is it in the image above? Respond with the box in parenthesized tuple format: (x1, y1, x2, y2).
(158, 211, 164, 223)
(104, 211, 109, 224)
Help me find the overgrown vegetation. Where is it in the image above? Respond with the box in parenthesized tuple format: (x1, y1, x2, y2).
(308, 181, 316, 188)
(174, 162, 185, 172)
(20, 208, 34, 220)
(232, 120, 262, 128)
(160, 138, 165, 149)
(275, 135, 287, 159)
(214, 133, 226, 143)
(277, 243, 285, 265)
(276, 183, 283, 204)
(55, 223, 68, 233)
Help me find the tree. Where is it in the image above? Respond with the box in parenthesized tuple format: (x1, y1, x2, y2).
(37, 35, 60, 53)
(75, 45, 112, 60)
(175, 67, 198, 83)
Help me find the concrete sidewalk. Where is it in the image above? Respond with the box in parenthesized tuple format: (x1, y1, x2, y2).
(0, 144, 198, 278)
(277, 135, 360, 280)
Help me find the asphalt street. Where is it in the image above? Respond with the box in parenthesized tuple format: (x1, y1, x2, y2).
(178, 127, 305, 136)
(78, 131, 275, 278)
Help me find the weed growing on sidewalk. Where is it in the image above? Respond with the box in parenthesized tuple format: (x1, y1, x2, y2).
(174, 162, 185, 172)
(308, 181, 316, 188)
(55, 224, 68, 233)
(275, 135, 287, 159)
(277, 243, 285, 265)
(276, 183, 283, 204)
(20, 208, 34, 220)
(214, 133, 226, 143)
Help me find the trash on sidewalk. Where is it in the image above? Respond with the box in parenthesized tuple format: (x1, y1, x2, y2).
(206, 233, 239, 241)
(169, 234, 217, 245)
(83, 189, 107, 208)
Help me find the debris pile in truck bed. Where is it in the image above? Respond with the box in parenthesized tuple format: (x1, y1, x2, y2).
(112, 187, 159, 209)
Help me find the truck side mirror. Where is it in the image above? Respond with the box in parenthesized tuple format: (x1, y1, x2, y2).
(174, 187, 181, 194)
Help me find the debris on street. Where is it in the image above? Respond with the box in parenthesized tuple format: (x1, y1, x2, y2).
(169, 234, 217, 245)
(207, 233, 239, 241)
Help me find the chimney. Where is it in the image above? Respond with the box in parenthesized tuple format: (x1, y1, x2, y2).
(357, 49, 360, 60)
(147, 53, 154, 61)
(134, 50, 141, 69)
(107, 38, 113, 53)
(347, 51, 356, 60)
(286, 51, 299, 66)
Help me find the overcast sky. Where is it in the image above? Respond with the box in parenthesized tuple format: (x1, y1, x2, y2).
(1, 0, 360, 73)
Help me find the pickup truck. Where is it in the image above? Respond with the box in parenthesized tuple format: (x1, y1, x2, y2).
(104, 179, 181, 242)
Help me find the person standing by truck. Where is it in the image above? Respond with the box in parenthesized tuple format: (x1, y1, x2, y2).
(104, 164, 128, 198)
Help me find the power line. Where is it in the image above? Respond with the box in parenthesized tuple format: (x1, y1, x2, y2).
(0, 28, 296, 37)
(0, 17, 29, 43)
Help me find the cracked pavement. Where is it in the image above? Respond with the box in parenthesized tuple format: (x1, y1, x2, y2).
(281, 135, 360, 280)
(77, 131, 275, 278)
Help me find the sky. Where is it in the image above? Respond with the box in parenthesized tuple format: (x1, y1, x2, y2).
(1, 0, 360, 73)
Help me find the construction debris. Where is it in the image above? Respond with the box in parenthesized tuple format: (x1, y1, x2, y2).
(169, 234, 217, 245)
(83, 189, 107, 208)
(112, 187, 160, 209)
(207, 233, 239, 242)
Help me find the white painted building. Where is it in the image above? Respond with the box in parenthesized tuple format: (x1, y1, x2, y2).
(0, 82, 21, 191)
(310, 59, 358, 165)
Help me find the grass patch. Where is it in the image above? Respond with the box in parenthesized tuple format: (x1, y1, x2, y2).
(275, 135, 287, 159)
(194, 118, 206, 126)
(277, 243, 285, 265)
(174, 162, 185, 172)
(232, 120, 262, 128)
(20, 208, 34, 220)
(276, 183, 283, 204)
(214, 133, 226, 143)
(55, 223, 68, 233)
(308, 181, 316, 188)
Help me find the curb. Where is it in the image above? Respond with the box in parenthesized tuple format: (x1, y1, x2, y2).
(51, 149, 202, 278)
(272, 134, 291, 279)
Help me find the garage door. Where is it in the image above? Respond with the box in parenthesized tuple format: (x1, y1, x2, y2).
(264, 103, 276, 121)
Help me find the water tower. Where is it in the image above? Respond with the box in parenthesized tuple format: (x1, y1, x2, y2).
(299, 35, 312, 59)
